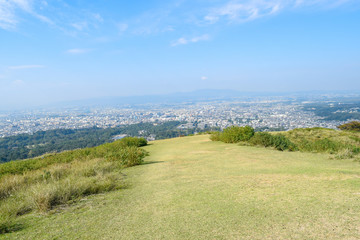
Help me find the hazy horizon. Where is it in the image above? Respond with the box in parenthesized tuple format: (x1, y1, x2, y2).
(1, 0, 360, 108)
(1, 88, 360, 111)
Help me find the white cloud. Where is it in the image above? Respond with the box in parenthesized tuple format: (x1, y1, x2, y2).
(0, 0, 356, 39)
(172, 37, 187, 46)
(201, 76, 208, 80)
(12, 0, 32, 12)
(171, 34, 210, 47)
(0, 0, 53, 30)
(294, 0, 354, 8)
(33, 13, 52, 24)
(204, 1, 282, 24)
(8, 65, 45, 70)
(0, 1, 18, 29)
(69, 13, 104, 33)
(66, 48, 91, 54)
(127, 1, 183, 36)
(71, 22, 88, 31)
(204, 0, 355, 24)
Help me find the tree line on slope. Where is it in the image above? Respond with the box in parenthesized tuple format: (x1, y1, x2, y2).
(0, 121, 215, 163)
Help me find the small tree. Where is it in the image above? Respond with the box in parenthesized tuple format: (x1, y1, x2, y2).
(337, 121, 360, 131)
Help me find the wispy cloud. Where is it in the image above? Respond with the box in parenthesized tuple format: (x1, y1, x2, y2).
(127, 1, 181, 36)
(171, 34, 210, 47)
(205, 1, 282, 24)
(66, 48, 91, 54)
(204, 0, 356, 24)
(294, 0, 354, 8)
(68, 12, 104, 34)
(0, 1, 19, 29)
(8, 65, 45, 70)
(0, 1, 104, 34)
(0, 0, 52, 30)
(201, 76, 208, 80)
(1, 0, 357, 42)
(71, 22, 88, 31)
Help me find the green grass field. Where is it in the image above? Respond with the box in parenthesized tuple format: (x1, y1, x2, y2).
(2, 135, 360, 239)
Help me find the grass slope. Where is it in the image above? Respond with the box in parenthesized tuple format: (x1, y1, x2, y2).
(3, 135, 360, 239)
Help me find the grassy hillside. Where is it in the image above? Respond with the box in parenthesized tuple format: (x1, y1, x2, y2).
(277, 128, 360, 157)
(2, 134, 360, 239)
(0, 137, 148, 234)
(280, 128, 360, 148)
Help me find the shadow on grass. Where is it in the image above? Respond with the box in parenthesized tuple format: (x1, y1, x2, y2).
(142, 160, 164, 165)
(0, 221, 26, 235)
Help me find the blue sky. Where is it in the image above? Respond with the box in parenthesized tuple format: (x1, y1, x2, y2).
(1, 0, 360, 108)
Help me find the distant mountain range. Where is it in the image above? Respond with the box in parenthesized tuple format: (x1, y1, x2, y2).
(53, 89, 360, 108)
(2, 89, 360, 112)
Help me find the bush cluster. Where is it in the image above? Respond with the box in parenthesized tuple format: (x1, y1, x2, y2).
(117, 137, 148, 147)
(210, 126, 255, 143)
(338, 121, 360, 131)
(248, 132, 273, 147)
(221, 126, 255, 143)
(249, 132, 297, 151)
(211, 126, 360, 157)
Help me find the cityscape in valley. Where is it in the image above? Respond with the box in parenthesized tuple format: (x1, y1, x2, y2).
(1, 92, 359, 138)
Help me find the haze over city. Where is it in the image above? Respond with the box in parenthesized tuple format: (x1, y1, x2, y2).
(1, 0, 360, 109)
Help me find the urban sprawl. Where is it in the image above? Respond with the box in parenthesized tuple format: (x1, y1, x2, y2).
(0, 99, 351, 138)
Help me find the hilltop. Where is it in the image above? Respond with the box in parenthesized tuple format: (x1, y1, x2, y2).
(1, 130, 360, 239)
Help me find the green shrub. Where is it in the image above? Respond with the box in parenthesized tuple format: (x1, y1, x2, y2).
(271, 135, 297, 151)
(249, 132, 273, 147)
(338, 121, 360, 131)
(220, 126, 255, 143)
(105, 146, 148, 167)
(117, 137, 148, 147)
(250, 133, 297, 151)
